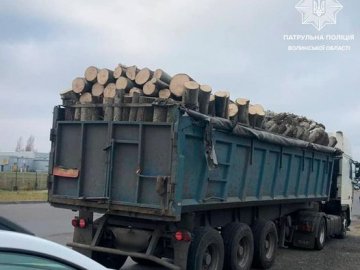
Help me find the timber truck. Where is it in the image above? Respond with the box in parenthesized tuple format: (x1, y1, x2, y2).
(48, 105, 357, 270)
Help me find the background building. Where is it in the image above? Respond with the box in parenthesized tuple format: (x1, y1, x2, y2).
(0, 152, 49, 172)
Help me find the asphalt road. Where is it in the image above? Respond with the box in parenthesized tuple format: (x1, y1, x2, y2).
(1, 192, 360, 270)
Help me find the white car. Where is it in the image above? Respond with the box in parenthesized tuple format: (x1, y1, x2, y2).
(0, 230, 111, 270)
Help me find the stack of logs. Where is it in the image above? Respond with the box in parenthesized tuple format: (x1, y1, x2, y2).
(60, 63, 335, 147)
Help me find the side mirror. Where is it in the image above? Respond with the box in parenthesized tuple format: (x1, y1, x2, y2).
(355, 162, 360, 179)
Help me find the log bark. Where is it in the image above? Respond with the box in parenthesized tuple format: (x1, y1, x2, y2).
(198, 85, 212, 114)
(97, 68, 115, 85)
(113, 64, 127, 79)
(182, 81, 199, 110)
(136, 96, 156, 122)
(135, 68, 153, 86)
(125, 65, 139, 81)
(208, 95, 215, 116)
(235, 98, 250, 125)
(72, 77, 92, 94)
(166, 104, 178, 123)
(153, 105, 167, 122)
(74, 101, 81, 121)
(328, 136, 338, 147)
(113, 89, 125, 121)
(154, 69, 172, 84)
(214, 91, 230, 118)
(121, 94, 132, 121)
(84, 66, 98, 83)
(103, 83, 116, 121)
(253, 104, 265, 128)
(116, 76, 134, 92)
(169, 73, 192, 99)
(159, 89, 171, 99)
(129, 88, 141, 121)
(79, 93, 93, 121)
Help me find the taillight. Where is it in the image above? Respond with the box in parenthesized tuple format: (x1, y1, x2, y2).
(174, 230, 191, 242)
(79, 218, 87, 228)
(71, 217, 79, 227)
(71, 217, 87, 228)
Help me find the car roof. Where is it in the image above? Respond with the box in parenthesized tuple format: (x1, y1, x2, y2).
(0, 230, 109, 270)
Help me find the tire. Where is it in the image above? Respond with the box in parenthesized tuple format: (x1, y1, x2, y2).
(187, 227, 224, 270)
(252, 220, 278, 269)
(92, 251, 127, 269)
(223, 223, 254, 270)
(314, 217, 326, 250)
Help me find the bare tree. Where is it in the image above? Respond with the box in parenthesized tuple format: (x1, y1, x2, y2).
(15, 137, 24, 152)
(25, 135, 35, 152)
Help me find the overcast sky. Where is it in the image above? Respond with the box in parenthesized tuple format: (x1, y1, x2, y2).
(0, 0, 359, 160)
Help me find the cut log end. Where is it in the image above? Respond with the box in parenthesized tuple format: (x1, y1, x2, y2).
(169, 73, 192, 98)
(113, 64, 126, 79)
(116, 76, 134, 91)
(79, 92, 92, 104)
(72, 77, 89, 94)
(104, 83, 117, 98)
(125, 65, 139, 81)
(84, 66, 98, 83)
(97, 68, 114, 85)
(135, 68, 153, 85)
(159, 89, 171, 99)
(92, 83, 105, 97)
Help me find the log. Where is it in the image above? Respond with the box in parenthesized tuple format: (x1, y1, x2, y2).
(72, 77, 92, 94)
(60, 89, 79, 120)
(97, 68, 115, 85)
(159, 89, 171, 99)
(166, 104, 178, 123)
(136, 96, 156, 122)
(208, 95, 215, 116)
(79, 92, 93, 121)
(74, 101, 81, 121)
(129, 88, 141, 121)
(253, 104, 265, 128)
(153, 104, 167, 122)
(135, 68, 153, 86)
(91, 83, 105, 99)
(182, 81, 199, 110)
(113, 64, 127, 79)
(130, 87, 143, 96)
(143, 78, 168, 97)
(169, 73, 192, 99)
(103, 83, 116, 121)
(154, 69, 172, 84)
(84, 66, 98, 83)
(116, 76, 134, 92)
(125, 65, 139, 81)
(228, 102, 239, 122)
(235, 98, 250, 125)
(113, 89, 125, 121)
(328, 136, 338, 147)
(248, 105, 257, 128)
(121, 94, 133, 121)
(198, 85, 212, 114)
(214, 91, 229, 118)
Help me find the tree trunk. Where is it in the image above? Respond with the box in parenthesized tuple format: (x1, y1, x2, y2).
(198, 84, 212, 114)
(182, 81, 199, 110)
(60, 89, 79, 120)
(79, 93, 93, 121)
(169, 73, 192, 99)
(113, 64, 127, 79)
(143, 78, 168, 97)
(136, 96, 155, 122)
(72, 77, 92, 94)
(121, 94, 133, 121)
(113, 89, 125, 121)
(116, 76, 134, 92)
(214, 91, 230, 118)
(328, 136, 337, 147)
(91, 83, 105, 101)
(97, 68, 115, 85)
(135, 68, 154, 86)
(228, 102, 238, 122)
(103, 83, 116, 121)
(235, 98, 250, 125)
(154, 69, 172, 84)
(253, 104, 265, 128)
(125, 65, 139, 81)
(129, 88, 141, 121)
(84, 66, 98, 83)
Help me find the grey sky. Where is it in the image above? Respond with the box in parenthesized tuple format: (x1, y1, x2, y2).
(0, 0, 359, 160)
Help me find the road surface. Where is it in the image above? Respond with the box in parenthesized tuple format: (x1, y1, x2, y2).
(1, 192, 360, 269)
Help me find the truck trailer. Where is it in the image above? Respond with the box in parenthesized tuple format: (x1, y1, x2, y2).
(48, 106, 356, 270)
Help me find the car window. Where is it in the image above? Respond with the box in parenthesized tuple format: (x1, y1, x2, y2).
(0, 251, 78, 270)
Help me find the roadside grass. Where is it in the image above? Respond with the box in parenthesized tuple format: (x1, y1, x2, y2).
(0, 190, 48, 202)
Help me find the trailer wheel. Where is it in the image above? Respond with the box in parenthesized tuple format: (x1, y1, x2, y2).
(187, 227, 224, 270)
(222, 223, 254, 270)
(252, 220, 278, 269)
(314, 217, 326, 250)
